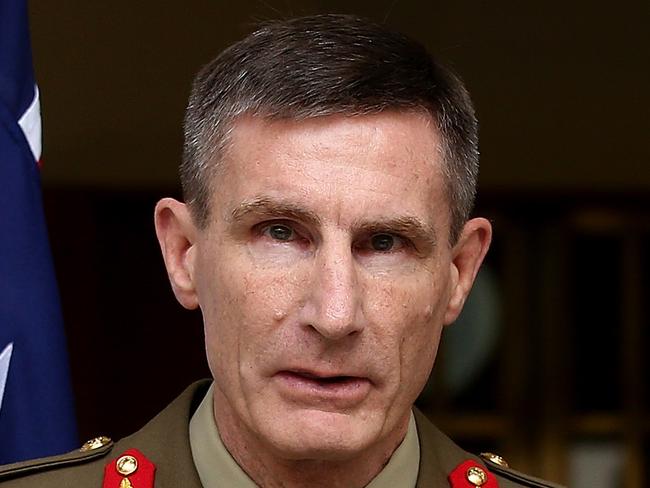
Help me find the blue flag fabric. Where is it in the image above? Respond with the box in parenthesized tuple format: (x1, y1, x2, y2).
(0, 0, 78, 464)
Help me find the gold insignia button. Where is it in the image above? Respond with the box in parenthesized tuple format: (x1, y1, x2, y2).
(466, 466, 487, 486)
(480, 452, 509, 468)
(80, 436, 112, 452)
(116, 454, 139, 476)
(119, 479, 134, 488)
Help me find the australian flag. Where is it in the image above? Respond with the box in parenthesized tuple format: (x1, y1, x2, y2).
(0, 0, 77, 464)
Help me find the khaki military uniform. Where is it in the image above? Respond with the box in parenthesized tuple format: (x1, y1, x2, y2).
(0, 380, 564, 487)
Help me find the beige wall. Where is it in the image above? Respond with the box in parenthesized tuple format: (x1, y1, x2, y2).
(30, 0, 649, 191)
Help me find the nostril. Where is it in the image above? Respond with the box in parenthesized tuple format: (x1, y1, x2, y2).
(308, 320, 361, 340)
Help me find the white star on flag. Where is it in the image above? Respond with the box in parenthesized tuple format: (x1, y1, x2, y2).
(0, 343, 13, 413)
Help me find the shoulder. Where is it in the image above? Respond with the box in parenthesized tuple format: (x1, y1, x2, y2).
(0, 437, 114, 487)
(413, 408, 566, 488)
(0, 380, 210, 488)
(480, 453, 565, 488)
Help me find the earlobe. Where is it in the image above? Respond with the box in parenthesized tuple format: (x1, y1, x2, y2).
(154, 198, 200, 310)
(443, 217, 492, 325)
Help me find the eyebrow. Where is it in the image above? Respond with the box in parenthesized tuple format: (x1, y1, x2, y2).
(229, 196, 437, 249)
(355, 217, 438, 250)
(229, 196, 322, 228)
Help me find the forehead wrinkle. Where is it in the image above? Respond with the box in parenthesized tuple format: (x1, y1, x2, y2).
(228, 195, 322, 227)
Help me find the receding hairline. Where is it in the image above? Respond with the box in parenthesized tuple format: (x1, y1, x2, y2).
(199, 106, 441, 172)
(198, 108, 447, 200)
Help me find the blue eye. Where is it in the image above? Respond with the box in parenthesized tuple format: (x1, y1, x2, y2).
(370, 234, 395, 251)
(267, 224, 294, 241)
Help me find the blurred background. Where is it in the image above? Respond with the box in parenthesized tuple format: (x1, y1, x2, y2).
(28, 1, 648, 486)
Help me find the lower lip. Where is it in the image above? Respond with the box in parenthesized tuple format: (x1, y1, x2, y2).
(274, 371, 372, 408)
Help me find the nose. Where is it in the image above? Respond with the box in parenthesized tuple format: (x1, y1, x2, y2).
(305, 241, 363, 340)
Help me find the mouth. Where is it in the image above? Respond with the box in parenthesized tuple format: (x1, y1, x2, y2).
(274, 369, 372, 407)
(287, 370, 359, 384)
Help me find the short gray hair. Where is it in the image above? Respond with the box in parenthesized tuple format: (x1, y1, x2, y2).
(181, 14, 479, 243)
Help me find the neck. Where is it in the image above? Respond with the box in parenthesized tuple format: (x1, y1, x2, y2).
(213, 392, 409, 488)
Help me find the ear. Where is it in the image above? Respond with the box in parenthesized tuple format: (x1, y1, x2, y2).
(443, 217, 492, 325)
(154, 198, 200, 310)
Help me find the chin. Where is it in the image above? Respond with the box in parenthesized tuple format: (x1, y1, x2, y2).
(254, 407, 384, 461)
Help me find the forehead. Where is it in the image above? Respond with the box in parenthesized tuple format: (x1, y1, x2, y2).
(214, 112, 449, 231)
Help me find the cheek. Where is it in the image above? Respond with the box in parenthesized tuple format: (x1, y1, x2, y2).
(368, 271, 447, 392)
(200, 252, 308, 363)
(236, 263, 310, 325)
(368, 269, 444, 336)
(396, 302, 443, 406)
(400, 292, 443, 361)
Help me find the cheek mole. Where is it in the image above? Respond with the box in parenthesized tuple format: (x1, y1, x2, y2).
(423, 305, 434, 320)
(273, 308, 287, 322)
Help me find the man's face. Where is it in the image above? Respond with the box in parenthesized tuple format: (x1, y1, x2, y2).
(159, 112, 489, 461)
